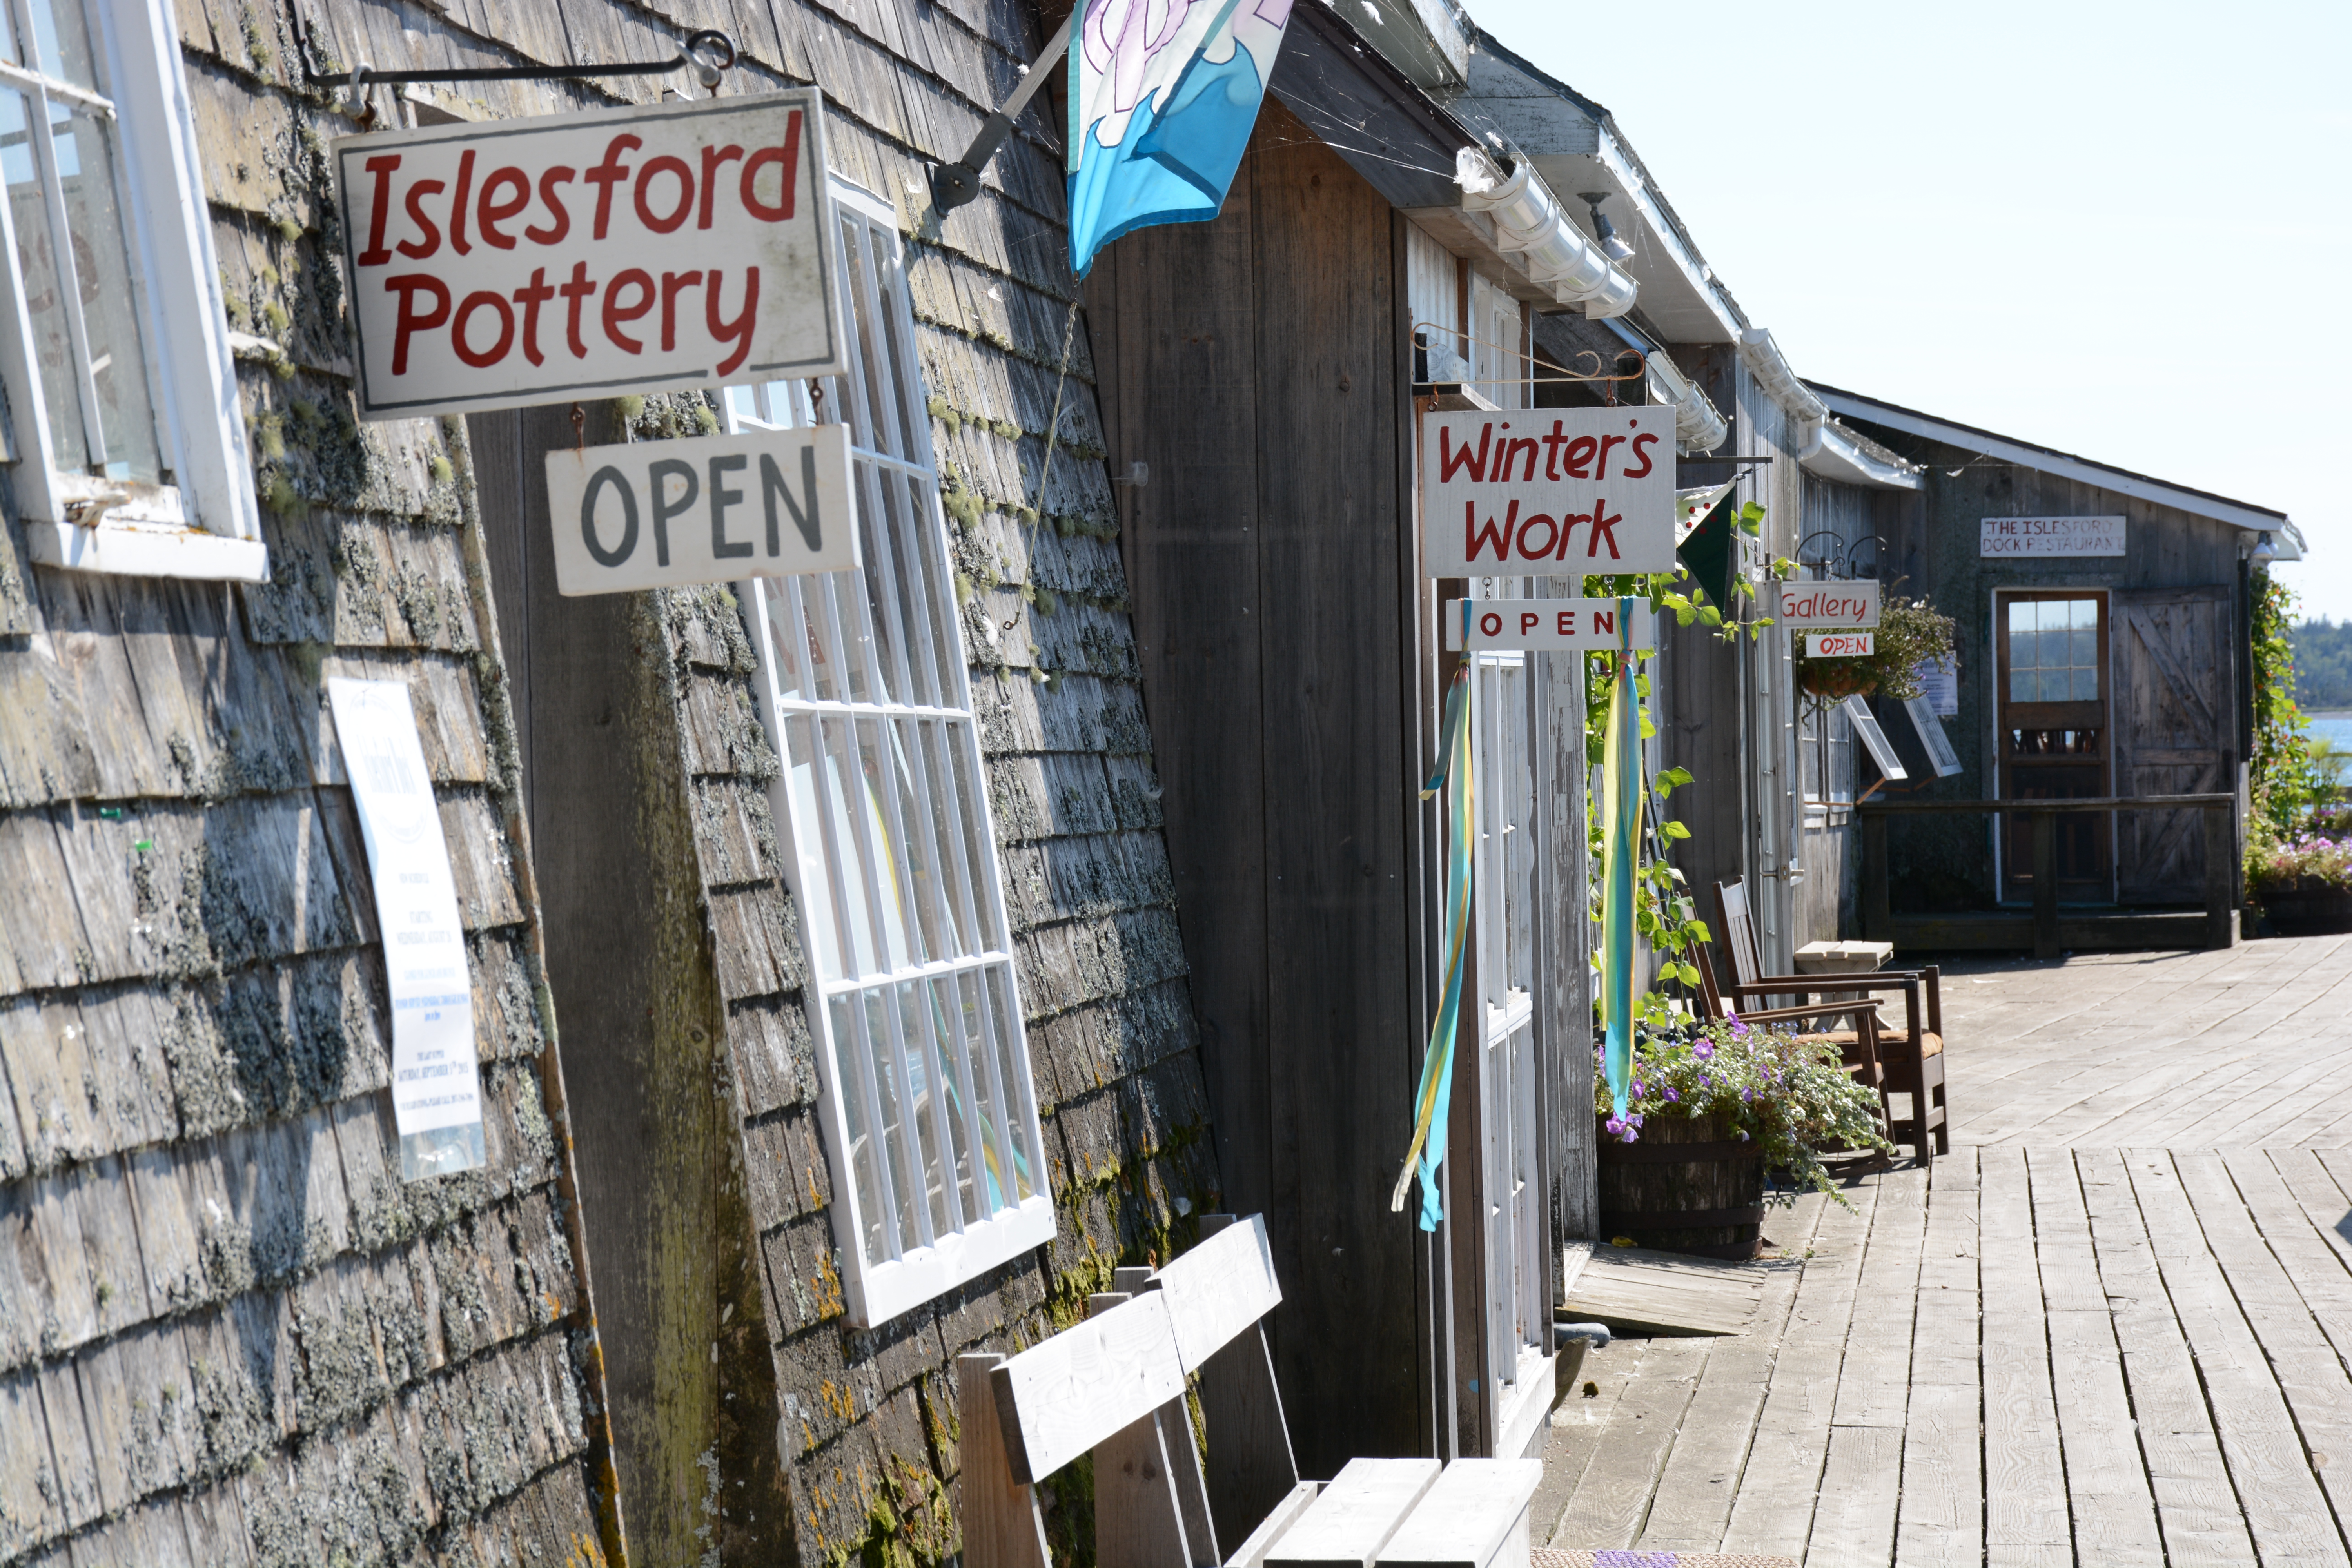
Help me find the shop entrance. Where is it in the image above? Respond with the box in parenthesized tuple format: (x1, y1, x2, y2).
(1997, 592, 2113, 903)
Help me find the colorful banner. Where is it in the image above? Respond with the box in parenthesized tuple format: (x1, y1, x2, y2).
(1067, 0, 1293, 277)
(1599, 600, 1643, 1120)
(1391, 661, 1473, 1230)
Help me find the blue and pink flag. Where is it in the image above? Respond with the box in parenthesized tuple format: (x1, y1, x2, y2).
(1067, 0, 1293, 276)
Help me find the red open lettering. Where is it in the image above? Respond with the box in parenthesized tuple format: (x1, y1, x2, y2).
(1519, 612, 1539, 637)
(1479, 612, 1503, 637)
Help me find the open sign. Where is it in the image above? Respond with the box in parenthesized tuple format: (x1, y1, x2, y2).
(1442, 598, 1656, 651)
(335, 90, 842, 419)
(545, 425, 858, 595)
(1807, 632, 1875, 657)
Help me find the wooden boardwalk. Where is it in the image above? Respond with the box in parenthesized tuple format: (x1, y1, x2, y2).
(1537, 933, 2352, 1565)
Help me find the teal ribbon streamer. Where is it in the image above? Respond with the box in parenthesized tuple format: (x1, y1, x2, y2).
(1391, 658, 1474, 1231)
(1600, 596, 1642, 1120)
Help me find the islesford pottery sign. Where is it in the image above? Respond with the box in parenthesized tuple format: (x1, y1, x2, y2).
(333, 90, 846, 419)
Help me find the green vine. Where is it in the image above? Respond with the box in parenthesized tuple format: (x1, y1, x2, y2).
(2250, 570, 2321, 847)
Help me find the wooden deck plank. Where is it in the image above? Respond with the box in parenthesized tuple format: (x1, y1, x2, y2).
(2075, 1149, 2256, 1567)
(1829, 1162, 1925, 1431)
(2127, 1149, 2352, 1568)
(1804, 1424, 1902, 1567)
(1977, 1147, 2069, 1567)
(1896, 1149, 1982, 1568)
(1544, 1336, 1710, 1551)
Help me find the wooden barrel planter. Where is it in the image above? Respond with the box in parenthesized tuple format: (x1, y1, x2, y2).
(1595, 1112, 1767, 1261)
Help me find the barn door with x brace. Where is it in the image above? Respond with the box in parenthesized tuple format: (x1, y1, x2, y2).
(2111, 586, 2236, 904)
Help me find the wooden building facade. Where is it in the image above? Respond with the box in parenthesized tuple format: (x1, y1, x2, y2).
(1818, 385, 2303, 933)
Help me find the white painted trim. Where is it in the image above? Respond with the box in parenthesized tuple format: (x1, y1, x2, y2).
(1592, 128, 1741, 342)
(849, 1196, 1058, 1327)
(1494, 1344, 1557, 1460)
(21, 521, 268, 581)
(101, 0, 262, 544)
(1817, 387, 2298, 554)
(1737, 329, 1828, 425)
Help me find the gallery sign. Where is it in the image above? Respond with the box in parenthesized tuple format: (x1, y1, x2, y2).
(1773, 579, 1880, 628)
(1980, 515, 2126, 557)
(1442, 598, 1655, 652)
(545, 424, 858, 594)
(1421, 408, 1675, 575)
(335, 91, 843, 420)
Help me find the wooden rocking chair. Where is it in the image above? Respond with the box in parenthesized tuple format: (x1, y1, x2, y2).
(1713, 878, 1948, 1161)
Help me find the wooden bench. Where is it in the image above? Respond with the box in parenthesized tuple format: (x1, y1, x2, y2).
(962, 1214, 1541, 1568)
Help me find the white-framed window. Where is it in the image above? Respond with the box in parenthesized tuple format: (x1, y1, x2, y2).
(735, 177, 1051, 1328)
(0, 0, 262, 581)
(1798, 694, 1853, 813)
(1463, 577, 1549, 1453)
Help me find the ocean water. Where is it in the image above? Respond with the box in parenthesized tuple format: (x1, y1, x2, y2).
(2312, 713, 2352, 751)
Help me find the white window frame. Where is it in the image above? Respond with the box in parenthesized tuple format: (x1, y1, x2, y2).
(736, 176, 1053, 1328)
(0, 0, 262, 581)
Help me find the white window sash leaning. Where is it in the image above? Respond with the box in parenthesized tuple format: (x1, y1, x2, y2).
(735, 175, 1053, 1327)
(0, 0, 262, 581)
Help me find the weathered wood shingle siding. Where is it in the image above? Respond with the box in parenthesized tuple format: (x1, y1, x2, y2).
(244, 0, 1217, 1564)
(0, 6, 621, 1566)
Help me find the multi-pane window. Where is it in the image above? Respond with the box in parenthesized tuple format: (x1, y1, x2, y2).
(2007, 597, 2102, 703)
(1466, 621, 1548, 1450)
(735, 179, 1051, 1327)
(0, 0, 261, 578)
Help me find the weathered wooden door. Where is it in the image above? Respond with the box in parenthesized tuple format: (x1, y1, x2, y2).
(2112, 587, 2234, 902)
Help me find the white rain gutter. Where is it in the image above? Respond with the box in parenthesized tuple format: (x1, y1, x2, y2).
(1457, 147, 1638, 318)
(1738, 328, 1918, 490)
(1640, 347, 1729, 454)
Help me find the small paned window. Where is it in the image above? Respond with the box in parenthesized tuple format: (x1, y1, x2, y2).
(735, 178, 1051, 1327)
(2007, 597, 2102, 703)
(0, 0, 261, 579)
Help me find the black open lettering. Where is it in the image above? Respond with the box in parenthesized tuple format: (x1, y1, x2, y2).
(581, 466, 638, 566)
(649, 458, 697, 567)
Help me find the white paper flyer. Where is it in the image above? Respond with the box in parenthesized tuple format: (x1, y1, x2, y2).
(327, 678, 488, 1181)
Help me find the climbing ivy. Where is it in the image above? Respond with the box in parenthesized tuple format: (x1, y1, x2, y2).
(2250, 570, 2322, 846)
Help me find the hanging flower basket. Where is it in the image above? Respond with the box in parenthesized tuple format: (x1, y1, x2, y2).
(1789, 595, 1956, 703)
(1798, 663, 1878, 700)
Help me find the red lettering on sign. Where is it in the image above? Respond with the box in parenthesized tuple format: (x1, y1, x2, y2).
(453, 290, 515, 367)
(397, 181, 444, 260)
(1556, 511, 1589, 560)
(1624, 432, 1657, 479)
(559, 261, 595, 359)
(386, 275, 450, 375)
(707, 267, 760, 376)
(1541, 419, 1567, 481)
(636, 155, 695, 234)
(699, 145, 745, 229)
(1562, 436, 1596, 478)
(447, 149, 477, 256)
(1465, 499, 1518, 563)
(1594, 608, 1615, 636)
(527, 168, 573, 245)
(1520, 612, 1540, 637)
(660, 270, 704, 351)
(1439, 421, 1491, 483)
(1558, 612, 1574, 636)
(1516, 512, 1557, 557)
(585, 135, 642, 240)
(741, 112, 804, 221)
(604, 268, 656, 354)
(1480, 612, 1503, 637)
(1587, 497, 1622, 559)
(513, 268, 555, 366)
(475, 165, 530, 250)
(1502, 436, 1539, 483)
(1596, 433, 1624, 478)
(358, 154, 401, 266)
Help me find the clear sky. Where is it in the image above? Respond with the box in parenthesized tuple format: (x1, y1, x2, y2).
(1460, 0, 2352, 621)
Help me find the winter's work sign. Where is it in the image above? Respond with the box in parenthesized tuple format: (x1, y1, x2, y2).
(1421, 408, 1675, 575)
(545, 424, 857, 594)
(1443, 598, 1655, 651)
(335, 91, 842, 419)
(327, 679, 488, 1181)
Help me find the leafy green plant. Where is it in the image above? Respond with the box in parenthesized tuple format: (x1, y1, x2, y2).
(1792, 595, 1955, 702)
(1592, 1017, 1891, 1202)
(2250, 572, 2322, 850)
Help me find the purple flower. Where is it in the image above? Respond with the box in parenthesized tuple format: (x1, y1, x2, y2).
(1630, 1114, 1644, 1127)
(1621, 1126, 1639, 1143)
(1730, 1019, 1750, 1038)
(1663, 1087, 1679, 1103)
(1604, 1116, 1624, 1136)
(1736, 1129, 1749, 1142)
(1632, 1080, 1646, 1098)
(1693, 1041, 1715, 1061)
(1741, 1087, 1754, 1102)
